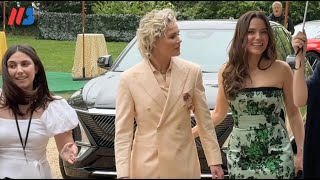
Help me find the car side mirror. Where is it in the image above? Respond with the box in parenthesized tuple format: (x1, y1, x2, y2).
(97, 55, 113, 70)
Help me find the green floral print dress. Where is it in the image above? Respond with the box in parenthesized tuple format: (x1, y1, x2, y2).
(227, 87, 295, 179)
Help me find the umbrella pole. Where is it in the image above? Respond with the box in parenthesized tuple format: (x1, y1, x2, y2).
(82, 1, 85, 79)
(284, 1, 289, 29)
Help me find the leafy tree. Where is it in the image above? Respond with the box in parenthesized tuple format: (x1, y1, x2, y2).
(174, 1, 319, 25)
(39, 1, 80, 13)
(92, 1, 175, 16)
(288, 1, 320, 25)
(180, 1, 222, 19)
(38, 1, 96, 14)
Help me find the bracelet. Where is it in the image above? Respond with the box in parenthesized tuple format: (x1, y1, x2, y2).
(293, 58, 307, 70)
(293, 60, 302, 70)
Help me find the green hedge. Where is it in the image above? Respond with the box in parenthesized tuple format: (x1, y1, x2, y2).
(5, 23, 40, 37)
(37, 12, 141, 42)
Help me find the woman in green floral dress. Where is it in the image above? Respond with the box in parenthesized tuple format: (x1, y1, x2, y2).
(227, 87, 297, 178)
(193, 11, 304, 178)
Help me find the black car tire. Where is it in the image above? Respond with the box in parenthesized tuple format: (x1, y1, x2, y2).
(306, 51, 320, 70)
(59, 125, 82, 179)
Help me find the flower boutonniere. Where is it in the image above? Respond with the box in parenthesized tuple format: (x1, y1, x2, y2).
(183, 92, 194, 112)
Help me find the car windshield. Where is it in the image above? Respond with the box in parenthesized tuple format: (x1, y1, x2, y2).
(113, 29, 235, 73)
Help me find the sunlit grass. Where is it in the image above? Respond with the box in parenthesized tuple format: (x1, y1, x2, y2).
(6, 35, 128, 72)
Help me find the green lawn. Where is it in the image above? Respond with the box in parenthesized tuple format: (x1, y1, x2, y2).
(6, 35, 128, 73)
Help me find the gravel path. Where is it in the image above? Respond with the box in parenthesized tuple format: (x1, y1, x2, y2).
(47, 93, 69, 179)
(47, 137, 62, 179)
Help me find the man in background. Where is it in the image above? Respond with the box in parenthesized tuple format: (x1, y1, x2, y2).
(268, 1, 295, 35)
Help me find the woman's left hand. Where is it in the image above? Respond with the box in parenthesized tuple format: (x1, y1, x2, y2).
(295, 151, 303, 176)
(60, 142, 78, 164)
(292, 31, 307, 57)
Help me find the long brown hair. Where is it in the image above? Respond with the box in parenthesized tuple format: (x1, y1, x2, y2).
(223, 11, 277, 100)
(0, 44, 57, 116)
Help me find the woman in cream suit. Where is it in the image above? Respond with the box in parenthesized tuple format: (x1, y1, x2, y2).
(114, 8, 224, 179)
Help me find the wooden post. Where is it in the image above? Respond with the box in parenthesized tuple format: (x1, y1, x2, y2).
(82, 1, 85, 79)
(284, 1, 289, 29)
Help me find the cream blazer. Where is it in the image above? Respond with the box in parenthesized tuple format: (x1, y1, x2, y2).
(115, 57, 222, 179)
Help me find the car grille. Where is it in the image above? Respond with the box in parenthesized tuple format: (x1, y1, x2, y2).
(77, 111, 116, 147)
(77, 110, 234, 148)
(192, 115, 234, 148)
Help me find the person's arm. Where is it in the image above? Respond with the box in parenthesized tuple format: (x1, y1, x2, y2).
(192, 64, 229, 138)
(292, 31, 308, 107)
(281, 61, 304, 176)
(192, 65, 224, 179)
(55, 131, 77, 164)
(114, 74, 135, 179)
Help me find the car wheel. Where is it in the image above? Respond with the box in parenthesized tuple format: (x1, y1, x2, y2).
(58, 125, 82, 179)
(306, 51, 320, 70)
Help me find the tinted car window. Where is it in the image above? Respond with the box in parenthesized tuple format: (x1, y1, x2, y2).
(114, 29, 234, 73)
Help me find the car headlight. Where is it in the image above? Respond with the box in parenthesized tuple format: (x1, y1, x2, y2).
(68, 89, 88, 111)
(76, 123, 91, 158)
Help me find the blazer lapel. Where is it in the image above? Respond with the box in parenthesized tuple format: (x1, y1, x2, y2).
(160, 58, 189, 123)
(138, 59, 167, 110)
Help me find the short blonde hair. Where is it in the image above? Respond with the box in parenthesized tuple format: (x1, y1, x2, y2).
(136, 8, 177, 59)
